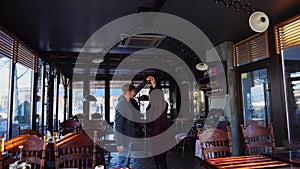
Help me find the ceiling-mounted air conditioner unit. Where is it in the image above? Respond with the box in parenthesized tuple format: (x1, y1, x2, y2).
(118, 34, 166, 48)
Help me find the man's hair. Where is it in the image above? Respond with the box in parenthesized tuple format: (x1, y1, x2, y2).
(122, 84, 136, 95)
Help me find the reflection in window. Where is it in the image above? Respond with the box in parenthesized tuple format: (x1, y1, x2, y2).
(282, 45, 300, 141)
(90, 80, 105, 120)
(72, 81, 83, 116)
(161, 88, 170, 114)
(58, 82, 65, 121)
(43, 65, 49, 131)
(53, 75, 57, 129)
(110, 81, 130, 122)
(0, 56, 12, 139)
(36, 59, 43, 132)
(135, 88, 150, 119)
(12, 63, 34, 138)
(241, 68, 269, 127)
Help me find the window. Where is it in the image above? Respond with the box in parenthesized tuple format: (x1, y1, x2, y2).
(109, 81, 130, 122)
(72, 81, 83, 116)
(0, 30, 13, 139)
(0, 56, 12, 139)
(0, 28, 37, 139)
(90, 80, 105, 120)
(58, 79, 65, 121)
(275, 14, 300, 141)
(241, 69, 270, 127)
(281, 45, 300, 141)
(36, 59, 43, 132)
(12, 63, 34, 138)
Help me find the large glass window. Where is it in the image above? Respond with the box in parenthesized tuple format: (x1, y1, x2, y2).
(36, 59, 43, 132)
(282, 45, 300, 141)
(43, 64, 49, 132)
(58, 81, 65, 121)
(72, 81, 84, 116)
(109, 81, 130, 122)
(241, 68, 270, 127)
(0, 56, 12, 139)
(12, 63, 34, 137)
(135, 88, 150, 119)
(90, 81, 105, 120)
(53, 75, 58, 129)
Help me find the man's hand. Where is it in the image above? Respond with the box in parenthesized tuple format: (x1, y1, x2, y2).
(117, 145, 124, 152)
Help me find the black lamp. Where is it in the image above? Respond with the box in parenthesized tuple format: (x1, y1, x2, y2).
(83, 95, 97, 102)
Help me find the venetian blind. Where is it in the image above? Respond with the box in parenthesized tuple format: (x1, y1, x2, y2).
(274, 14, 300, 54)
(17, 42, 37, 72)
(233, 31, 269, 67)
(0, 30, 14, 59)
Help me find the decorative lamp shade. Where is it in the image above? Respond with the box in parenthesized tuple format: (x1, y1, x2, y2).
(196, 63, 208, 71)
(83, 95, 97, 102)
(249, 11, 269, 33)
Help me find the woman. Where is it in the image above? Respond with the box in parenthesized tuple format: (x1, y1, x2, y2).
(146, 89, 169, 169)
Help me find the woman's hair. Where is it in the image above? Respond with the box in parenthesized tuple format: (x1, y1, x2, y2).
(147, 89, 167, 122)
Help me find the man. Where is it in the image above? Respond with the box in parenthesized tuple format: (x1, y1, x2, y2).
(114, 84, 137, 168)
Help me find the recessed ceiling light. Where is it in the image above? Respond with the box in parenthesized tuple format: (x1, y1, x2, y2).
(92, 58, 104, 64)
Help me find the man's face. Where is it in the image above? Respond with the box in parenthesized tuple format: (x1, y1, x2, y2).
(128, 90, 136, 99)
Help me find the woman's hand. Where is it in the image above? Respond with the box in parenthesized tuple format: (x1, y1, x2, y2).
(146, 76, 156, 88)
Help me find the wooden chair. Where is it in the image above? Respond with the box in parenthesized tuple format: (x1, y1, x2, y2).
(58, 119, 81, 137)
(82, 120, 113, 159)
(54, 130, 105, 169)
(18, 127, 42, 138)
(240, 123, 275, 155)
(91, 113, 103, 120)
(82, 120, 107, 134)
(197, 127, 232, 160)
(0, 133, 49, 169)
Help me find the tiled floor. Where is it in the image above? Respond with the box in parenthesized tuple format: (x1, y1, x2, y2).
(105, 142, 205, 169)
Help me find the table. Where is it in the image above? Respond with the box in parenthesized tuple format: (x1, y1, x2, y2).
(263, 150, 300, 165)
(200, 155, 300, 169)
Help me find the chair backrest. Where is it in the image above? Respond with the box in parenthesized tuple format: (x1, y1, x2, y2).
(18, 127, 42, 137)
(82, 120, 107, 137)
(240, 123, 275, 155)
(2, 133, 49, 169)
(54, 130, 105, 169)
(58, 119, 81, 137)
(0, 135, 4, 155)
(91, 113, 103, 120)
(197, 127, 231, 160)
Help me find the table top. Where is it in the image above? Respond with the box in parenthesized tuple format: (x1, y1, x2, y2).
(201, 155, 299, 169)
(262, 150, 300, 165)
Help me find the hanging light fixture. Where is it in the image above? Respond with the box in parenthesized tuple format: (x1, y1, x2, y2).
(83, 95, 97, 102)
(92, 58, 104, 64)
(249, 11, 269, 32)
(196, 63, 208, 71)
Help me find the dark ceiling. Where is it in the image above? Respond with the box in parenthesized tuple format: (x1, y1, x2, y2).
(0, 0, 299, 79)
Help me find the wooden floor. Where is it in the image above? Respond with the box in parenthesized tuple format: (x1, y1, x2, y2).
(105, 142, 205, 169)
